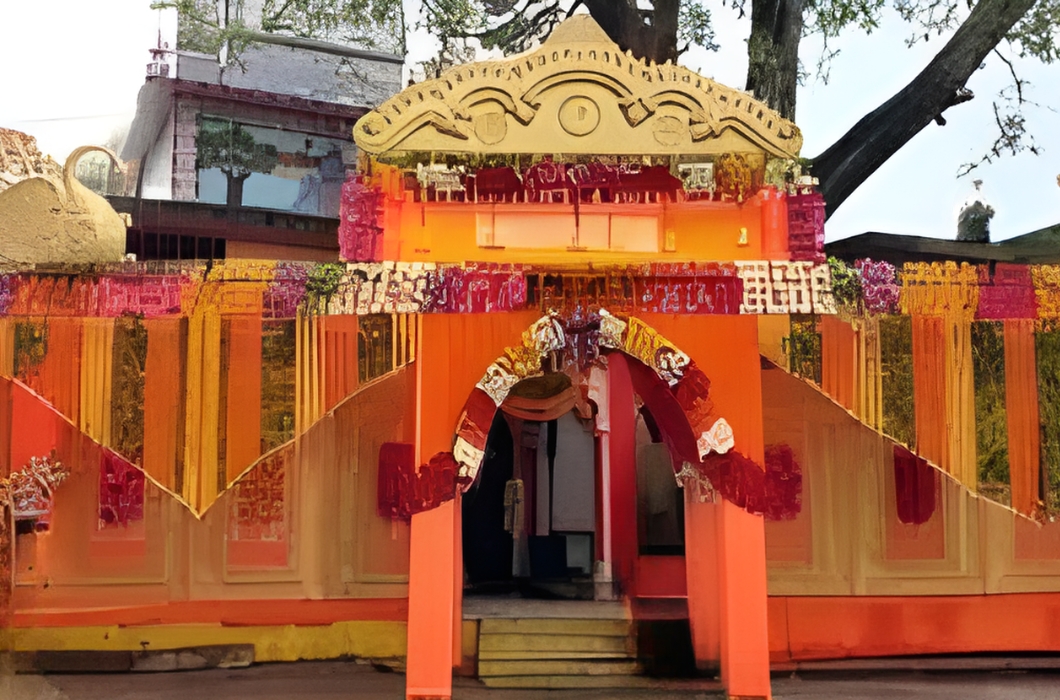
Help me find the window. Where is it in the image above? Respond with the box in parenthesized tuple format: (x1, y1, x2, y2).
(196, 116, 351, 217)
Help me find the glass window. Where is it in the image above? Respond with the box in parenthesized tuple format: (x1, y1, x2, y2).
(196, 116, 352, 217)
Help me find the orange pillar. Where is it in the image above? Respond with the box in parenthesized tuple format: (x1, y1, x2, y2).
(684, 497, 720, 672)
(406, 314, 456, 700)
(717, 500, 771, 699)
(713, 316, 771, 700)
(759, 186, 789, 260)
(406, 501, 456, 700)
(646, 314, 771, 698)
(912, 315, 945, 463)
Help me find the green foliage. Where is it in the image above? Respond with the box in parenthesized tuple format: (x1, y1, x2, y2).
(893, 0, 961, 41)
(879, 315, 916, 448)
(261, 321, 297, 452)
(305, 262, 346, 311)
(828, 256, 863, 313)
(1036, 324, 1060, 512)
(971, 321, 1009, 503)
(807, 0, 886, 38)
(420, 0, 721, 64)
(155, 0, 404, 58)
(679, 2, 718, 53)
(111, 318, 149, 466)
(154, 0, 228, 55)
(784, 315, 822, 385)
(13, 321, 47, 381)
(1009, 0, 1060, 63)
(261, 0, 405, 52)
(196, 119, 279, 180)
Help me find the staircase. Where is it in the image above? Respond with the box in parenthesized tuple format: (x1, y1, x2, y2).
(475, 614, 643, 689)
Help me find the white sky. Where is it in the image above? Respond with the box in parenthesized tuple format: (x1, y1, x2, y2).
(1, 0, 1057, 242)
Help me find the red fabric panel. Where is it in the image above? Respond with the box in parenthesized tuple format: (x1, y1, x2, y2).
(763, 444, 801, 521)
(703, 450, 768, 514)
(378, 444, 458, 521)
(787, 192, 825, 263)
(378, 442, 416, 519)
(977, 263, 1037, 319)
(893, 445, 938, 525)
(98, 448, 145, 528)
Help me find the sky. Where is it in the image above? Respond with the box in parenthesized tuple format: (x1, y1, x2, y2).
(1, 0, 1057, 243)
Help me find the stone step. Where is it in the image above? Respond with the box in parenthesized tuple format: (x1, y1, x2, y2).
(478, 658, 642, 678)
(478, 617, 631, 636)
(478, 649, 635, 661)
(478, 632, 635, 657)
(481, 674, 697, 690)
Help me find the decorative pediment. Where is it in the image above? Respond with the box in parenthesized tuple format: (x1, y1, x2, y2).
(355, 15, 802, 159)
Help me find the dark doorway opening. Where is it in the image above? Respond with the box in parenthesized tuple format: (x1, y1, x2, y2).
(462, 411, 515, 591)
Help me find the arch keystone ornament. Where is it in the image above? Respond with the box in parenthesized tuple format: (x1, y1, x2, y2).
(354, 15, 802, 159)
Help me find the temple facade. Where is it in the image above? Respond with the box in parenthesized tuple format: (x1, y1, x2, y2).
(6, 15, 1060, 700)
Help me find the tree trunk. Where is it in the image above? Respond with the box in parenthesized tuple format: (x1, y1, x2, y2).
(745, 0, 804, 121)
(226, 173, 248, 209)
(811, 0, 1037, 218)
(583, 0, 679, 64)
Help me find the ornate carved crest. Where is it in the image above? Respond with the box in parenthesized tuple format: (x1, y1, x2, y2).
(355, 16, 802, 159)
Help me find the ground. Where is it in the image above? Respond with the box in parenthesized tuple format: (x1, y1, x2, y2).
(4, 661, 1060, 699)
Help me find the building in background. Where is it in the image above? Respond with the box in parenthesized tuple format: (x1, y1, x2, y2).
(111, 0, 403, 261)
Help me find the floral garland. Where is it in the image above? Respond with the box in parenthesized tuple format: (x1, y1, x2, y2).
(855, 258, 900, 314)
(1, 455, 69, 521)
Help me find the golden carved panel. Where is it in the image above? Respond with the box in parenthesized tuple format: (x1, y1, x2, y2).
(354, 16, 802, 159)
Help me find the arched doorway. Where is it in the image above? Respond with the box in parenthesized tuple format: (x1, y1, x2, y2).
(462, 411, 515, 589)
(405, 311, 775, 700)
(463, 371, 599, 598)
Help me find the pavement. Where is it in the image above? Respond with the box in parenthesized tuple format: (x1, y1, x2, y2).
(4, 660, 1060, 700)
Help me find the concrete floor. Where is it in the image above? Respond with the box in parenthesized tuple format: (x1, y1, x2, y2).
(5, 661, 1060, 700)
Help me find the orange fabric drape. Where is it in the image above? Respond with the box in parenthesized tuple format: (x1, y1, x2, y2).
(1005, 319, 1041, 514)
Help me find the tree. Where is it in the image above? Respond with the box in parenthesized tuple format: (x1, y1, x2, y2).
(196, 119, 279, 208)
(156, 0, 405, 56)
(417, 0, 1058, 217)
(164, 0, 1055, 219)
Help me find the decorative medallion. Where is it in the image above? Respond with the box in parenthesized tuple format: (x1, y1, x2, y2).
(652, 115, 686, 147)
(474, 112, 507, 145)
(558, 96, 601, 137)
